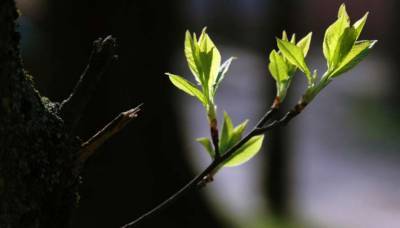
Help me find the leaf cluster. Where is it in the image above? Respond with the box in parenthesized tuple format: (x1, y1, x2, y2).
(197, 112, 264, 167)
(268, 4, 376, 103)
(166, 3, 376, 168)
(166, 28, 235, 111)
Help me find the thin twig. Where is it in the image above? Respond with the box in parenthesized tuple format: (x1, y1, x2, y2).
(120, 159, 219, 228)
(256, 96, 280, 128)
(255, 101, 307, 133)
(120, 99, 301, 228)
(60, 35, 118, 131)
(79, 104, 142, 162)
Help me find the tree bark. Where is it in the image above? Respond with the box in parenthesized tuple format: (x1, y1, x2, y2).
(1, 1, 82, 227)
(0, 1, 223, 227)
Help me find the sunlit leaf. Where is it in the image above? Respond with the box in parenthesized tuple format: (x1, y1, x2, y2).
(290, 33, 296, 44)
(353, 12, 369, 40)
(184, 31, 203, 85)
(198, 28, 221, 94)
(268, 50, 289, 82)
(231, 119, 249, 143)
(337, 3, 350, 21)
(224, 135, 264, 167)
(281, 30, 289, 41)
(220, 112, 234, 153)
(330, 40, 377, 77)
(213, 57, 236, 95)
(277, 38, 311, 79)
(166, 73, 206, 105)
(196, 137, 215, 158)
(323, 3, 350, 69)
(297, 32, 312, 57)
(331, 27, 357, 69)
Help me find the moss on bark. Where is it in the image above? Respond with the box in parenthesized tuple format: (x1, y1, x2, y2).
(0, 1, 81, 227)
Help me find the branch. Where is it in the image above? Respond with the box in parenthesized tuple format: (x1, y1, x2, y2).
(254, 100, 307, 134)
(120, 98, 295, 228)
(79, 104, 142, 162)
(209, 119, 220, 158)
(60, 35, 118, 131)
(255, 96, 280, 127)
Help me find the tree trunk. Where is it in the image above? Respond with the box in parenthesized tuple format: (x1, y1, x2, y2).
(0, 1, 80, 227)
(0, 1, 224, 227)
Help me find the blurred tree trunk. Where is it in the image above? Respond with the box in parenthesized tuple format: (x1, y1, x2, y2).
(263, 0, 295, 219)
(0, 0, 80, 227)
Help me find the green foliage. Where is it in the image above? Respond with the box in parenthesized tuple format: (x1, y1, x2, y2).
(168, 28, 265, 167)
(268, 32, 313, 100)
(168, 27, 236, 123)
(196, 137, 215, 158)
(197, 112, 263, 167)
(297, 32, 313, 57)
(166, 73, 206, 105)
(175, 28, 234, 105)
(220, 112, 263, 167)
(268, 50, 290, 100)
(323, 4, 375, 78)
(219, 112, 249, 154)
(268, 3, 376, 103)
(277, 38, 311, 80)
(224, 135, 264, 167)
(167, 3, 376, 169)
(330, 40, 376, 77)
(213, 57, 236, 96)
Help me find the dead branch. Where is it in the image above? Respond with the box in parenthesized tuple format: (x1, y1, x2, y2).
(79, 104, 142, 162)
(60, 35, 118, 131)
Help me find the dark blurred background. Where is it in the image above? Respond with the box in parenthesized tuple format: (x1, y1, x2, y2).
(16, 0, 399, 227)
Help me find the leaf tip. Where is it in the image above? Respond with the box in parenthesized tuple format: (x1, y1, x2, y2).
(290, 33, 296, 43)
(185, 30, 191, 38)
(282, 30, 288, 41)
(370, 40, 378, 48)
(338, 3, 347, 15)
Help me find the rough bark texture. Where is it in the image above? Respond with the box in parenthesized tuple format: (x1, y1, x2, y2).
(0, 1, 80, 227)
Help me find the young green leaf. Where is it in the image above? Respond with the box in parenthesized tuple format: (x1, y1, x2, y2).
(282, 30, 289, 41)
(290, 33, 296, 44)
(197, 28, 221, 94)
(224, 135, 264, 167)
(197, 50, 214, 92)
(219, 112, 234, 153)
(330, 40, 377, 77)
(323, 3, 350, 69)
(353, 12, 368, 40)
(219, 113, 250, 154)
(277, 38, 311, 79)
(213, 57, 236, 95)
(231, 119, 249, 143)
(184, 31, 203, 85)
(337, 3, 350, 20)
(166, 73, 207, 105)
(331, 27, 357, 69)
(321, 4, 374, 78)
(268, 50, 289, 83)
(297, 32, 312, 57)
(196, 137, 215, 158)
